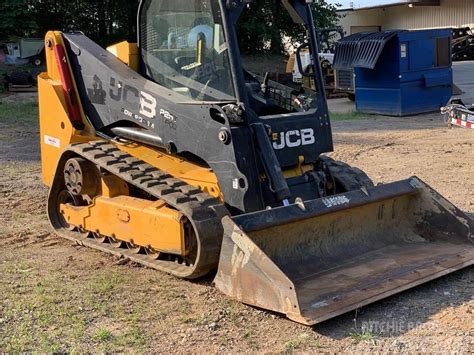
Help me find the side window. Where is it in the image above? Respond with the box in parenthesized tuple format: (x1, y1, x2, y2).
(434, 37, 451, 67)
(140, 0, 235, 101)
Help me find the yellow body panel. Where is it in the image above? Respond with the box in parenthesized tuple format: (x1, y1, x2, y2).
(38, 76, 96, 186)
(106, 42, 139, 71)
(282, 156, 313, 179)
(101, 174, 130, 198)
(61, 196, 185, 255)
(39, 31, 96, 186)
(42, 31, 94, 134)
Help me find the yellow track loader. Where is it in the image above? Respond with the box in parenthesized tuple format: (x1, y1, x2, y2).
(38, 0, 473, 325)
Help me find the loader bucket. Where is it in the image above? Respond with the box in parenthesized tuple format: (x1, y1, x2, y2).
(214, 177, 473, 325)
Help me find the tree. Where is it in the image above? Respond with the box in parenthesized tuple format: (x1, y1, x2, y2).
(0, 0, 38, 39)
(237, 0, 340, 55)
(31, 0, 138, 46)
(0, 0, 338, 53)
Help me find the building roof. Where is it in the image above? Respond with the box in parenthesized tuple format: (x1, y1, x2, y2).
(329, 0, 440, 11)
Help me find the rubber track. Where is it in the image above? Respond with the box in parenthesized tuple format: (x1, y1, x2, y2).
(320, 156, 374, 192)
(49, 141, 228, 279)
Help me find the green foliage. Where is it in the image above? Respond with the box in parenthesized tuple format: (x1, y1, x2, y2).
(238, 0, 340, 55)
(0, 0, 138, 46)
(0, 0, 338, 52)
(0, 102, 38, 125)
(0, 0, 38, 38)
(95, 329, 114, 342)
(31, 0, 139, 46)
(350, 329, 378, 344)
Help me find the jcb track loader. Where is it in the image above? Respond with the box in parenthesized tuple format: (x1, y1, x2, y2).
(39, 0, 473, 325)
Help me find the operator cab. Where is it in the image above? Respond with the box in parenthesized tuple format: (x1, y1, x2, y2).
(139, 0, 321, 116)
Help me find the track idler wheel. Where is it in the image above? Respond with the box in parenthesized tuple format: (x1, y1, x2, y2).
(64, 157, 101, 197)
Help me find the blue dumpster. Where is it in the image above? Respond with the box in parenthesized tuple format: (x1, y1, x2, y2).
(334, 29, 453, 116)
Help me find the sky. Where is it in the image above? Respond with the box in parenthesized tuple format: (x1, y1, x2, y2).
(327, 0, 411, 9)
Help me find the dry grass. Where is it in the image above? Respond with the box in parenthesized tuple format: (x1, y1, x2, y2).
(0, 102, 38, 125)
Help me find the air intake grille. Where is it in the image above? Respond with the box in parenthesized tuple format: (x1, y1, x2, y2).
(336, 69, 354, 91)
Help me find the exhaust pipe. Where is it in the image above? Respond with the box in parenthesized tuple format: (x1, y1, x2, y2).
(111, 127, 165, 149)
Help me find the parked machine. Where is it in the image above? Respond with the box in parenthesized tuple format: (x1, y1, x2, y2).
(6, 38, 45, 66)
(288, 27, 344, 97)
(452, 27, 474, 61)
(38, 0, 473, 325)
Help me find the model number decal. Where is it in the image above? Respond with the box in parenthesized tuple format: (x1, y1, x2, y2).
(322, 195, 350, 208)
(44, 135, 61, 148)
(160, 109, 177, 129)
(272, 128, 315, 150)
(122, 108, 155, 129)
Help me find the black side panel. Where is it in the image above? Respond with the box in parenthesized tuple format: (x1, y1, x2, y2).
(262, 111, 332, 167)
(63, 33, 264, 214)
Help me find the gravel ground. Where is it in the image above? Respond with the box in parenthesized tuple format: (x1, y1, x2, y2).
(0, 94, 472, 353)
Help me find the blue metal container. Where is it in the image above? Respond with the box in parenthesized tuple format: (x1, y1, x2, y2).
(335, 29, 453, 116)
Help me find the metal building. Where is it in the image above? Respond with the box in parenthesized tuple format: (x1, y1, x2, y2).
(331, 0, 474, 35)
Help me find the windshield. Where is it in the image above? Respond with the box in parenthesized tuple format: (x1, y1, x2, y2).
(237, 2, 321, 116)
(140, 0, 236, 101)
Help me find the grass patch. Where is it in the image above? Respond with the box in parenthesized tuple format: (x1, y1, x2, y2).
(350, 329, 378, 344)
(243, 328, 259, 351)
(330, 111, 371, 121)
(224, 299, 241, 324)
(0, 132, 14, 142)
(0, 102, 38, 125)
(0, 254, 152, 353)
(95, 329, 114, 342)
(283, 338, 304, 354)
(88, 271, 124, 295)
(178, 315, 198, 324)
(0, 272, 88, 352)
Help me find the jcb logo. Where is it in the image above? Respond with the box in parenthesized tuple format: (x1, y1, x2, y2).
(109, 77, 157, 119)
(273, 128, 315, 150)
(139, 91, 157, 119)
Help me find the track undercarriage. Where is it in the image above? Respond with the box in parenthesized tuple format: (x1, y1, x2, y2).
(49, 141, 227, 279)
